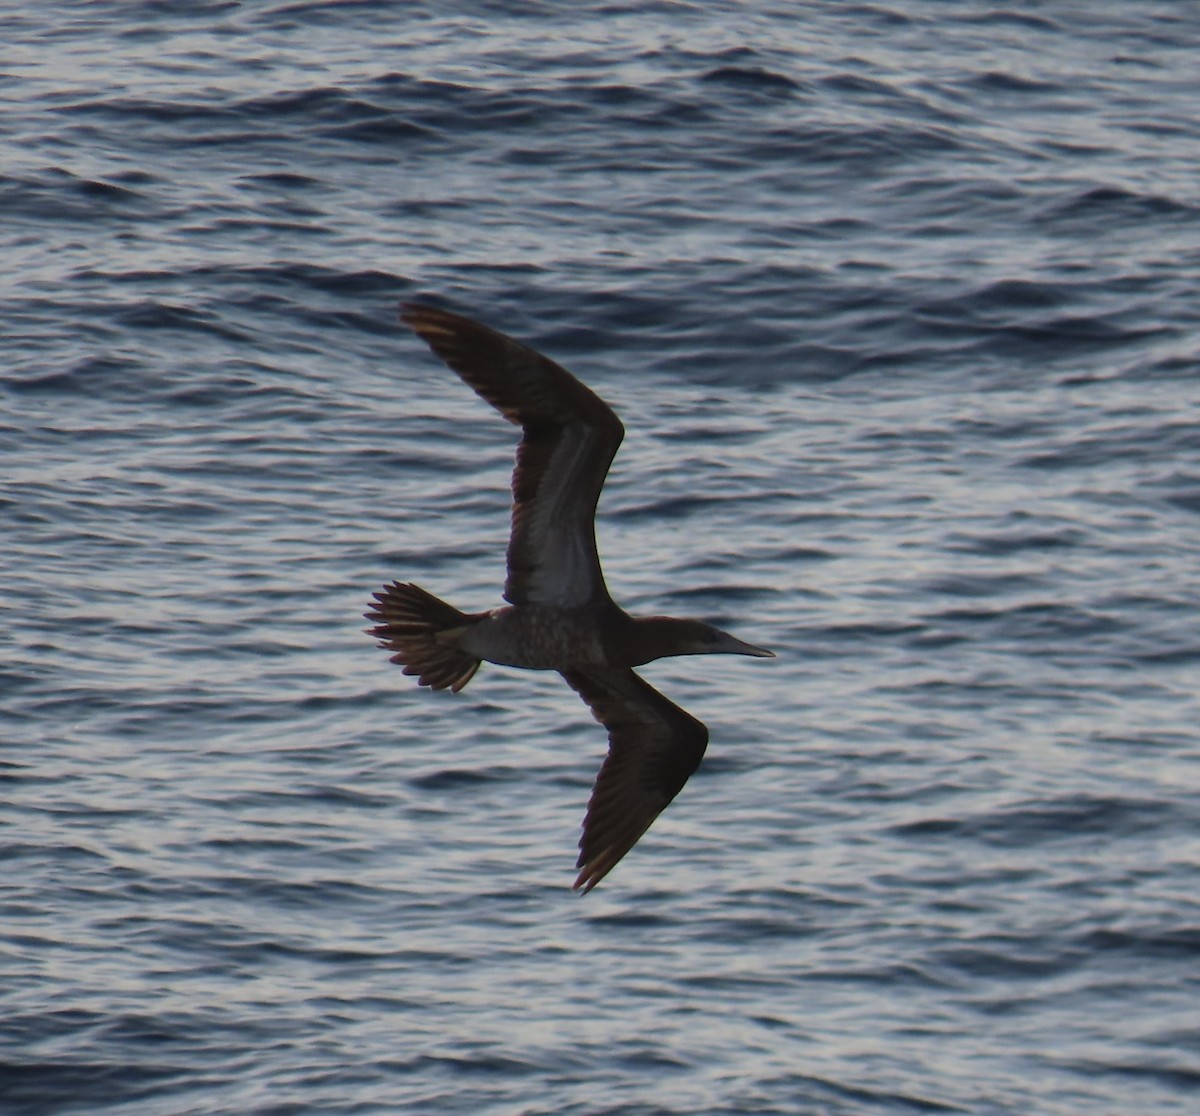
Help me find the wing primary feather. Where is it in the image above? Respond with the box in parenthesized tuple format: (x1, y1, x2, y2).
(401, 303, 624, 608)
(560, 667, 709, 893)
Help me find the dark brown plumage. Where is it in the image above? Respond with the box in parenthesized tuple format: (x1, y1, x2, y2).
(367, 303, 773, 892)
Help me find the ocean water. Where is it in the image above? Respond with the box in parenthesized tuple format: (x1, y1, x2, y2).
(3, 2, 1200, 1113)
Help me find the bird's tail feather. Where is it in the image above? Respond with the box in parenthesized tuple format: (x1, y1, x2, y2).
(365, 581, 482, 692)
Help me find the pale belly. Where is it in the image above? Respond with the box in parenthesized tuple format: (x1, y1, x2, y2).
(457, 606, 611, 670)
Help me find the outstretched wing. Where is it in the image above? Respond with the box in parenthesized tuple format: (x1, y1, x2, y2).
(560, 666, 709, 892)
(402, 304, 624, 608)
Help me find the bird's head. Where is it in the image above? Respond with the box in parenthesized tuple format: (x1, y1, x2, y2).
(632, 616, 774, 665)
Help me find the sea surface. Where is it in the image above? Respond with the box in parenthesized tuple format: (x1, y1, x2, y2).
(3, 3, 1200, 1114)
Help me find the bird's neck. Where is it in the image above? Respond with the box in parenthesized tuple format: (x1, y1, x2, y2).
(624, 615, 697, 666)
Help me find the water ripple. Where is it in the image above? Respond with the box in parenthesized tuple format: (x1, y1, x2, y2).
(4, 3, 1200, 1115)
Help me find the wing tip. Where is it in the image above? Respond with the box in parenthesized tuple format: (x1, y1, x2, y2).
(400, 301, 457, 337)
(572, 840, 627, 894)
(572, 864, 603, 895)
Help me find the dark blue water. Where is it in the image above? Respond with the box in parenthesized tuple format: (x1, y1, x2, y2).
(4, 3, 1200, 1113)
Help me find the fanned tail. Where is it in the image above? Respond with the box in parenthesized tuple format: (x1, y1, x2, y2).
(365, 581, 482, 693)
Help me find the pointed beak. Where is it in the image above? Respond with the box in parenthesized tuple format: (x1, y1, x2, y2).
(719, 634, 775, 658)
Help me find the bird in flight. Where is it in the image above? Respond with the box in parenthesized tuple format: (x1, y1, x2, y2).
(367, 304, 773, 892)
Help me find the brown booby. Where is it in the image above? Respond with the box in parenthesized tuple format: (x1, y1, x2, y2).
(367, 304, 774, 892)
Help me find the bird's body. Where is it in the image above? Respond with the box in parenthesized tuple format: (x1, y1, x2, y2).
(453, 602, 616, 671)
(367, 303, 773, 891)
